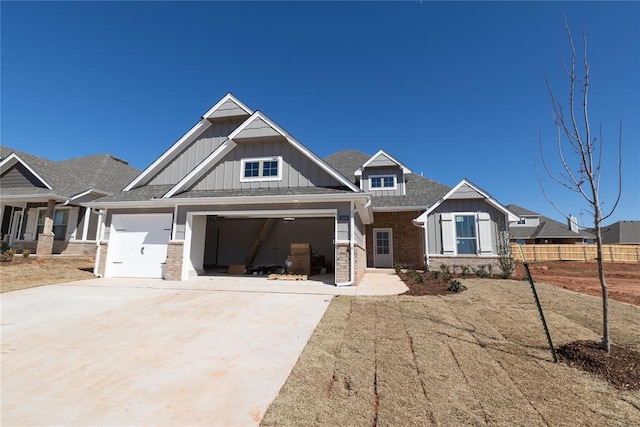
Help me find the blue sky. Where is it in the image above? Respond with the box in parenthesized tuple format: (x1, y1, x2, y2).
(2, 1, 638, 226)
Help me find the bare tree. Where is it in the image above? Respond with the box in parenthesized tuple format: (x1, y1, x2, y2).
(537, 17, 623, 353)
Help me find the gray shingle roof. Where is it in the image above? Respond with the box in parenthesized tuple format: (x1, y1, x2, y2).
(88, 185, 174, 202)
(324, 149, 451, 209)
(506, 204, 595, 240)
(0, 146, 140, 199)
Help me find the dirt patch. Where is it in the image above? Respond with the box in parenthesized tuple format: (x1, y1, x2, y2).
(557, 340, 640, 391)
(0, 256, 95, 293)
(516, 261, 640, 306)
(397, 270, 467, 296)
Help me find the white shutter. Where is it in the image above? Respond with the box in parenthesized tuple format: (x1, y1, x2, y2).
(67, 208, 79, 241)
(23, 209, 37, 240)
(478, 212, 493, 255)
(440, 213, 455, 254)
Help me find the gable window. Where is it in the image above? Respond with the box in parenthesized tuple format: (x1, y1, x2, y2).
(370, 175, 396, 190)
(517, 218, 526, 225)
(241, 157, 282, 182)
(36, 209, 68, 241)
(455, 215, 477, 254)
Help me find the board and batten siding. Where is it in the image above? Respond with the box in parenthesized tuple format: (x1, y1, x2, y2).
(426, 199, 504, 255)
(0, 164, 47, 188)
(148, 118, 245, 186)
(189, 138, 344, 191)
(360, 167, 404, 196)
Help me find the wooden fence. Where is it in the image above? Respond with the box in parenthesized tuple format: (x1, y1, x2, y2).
(511, 244, 640, 263)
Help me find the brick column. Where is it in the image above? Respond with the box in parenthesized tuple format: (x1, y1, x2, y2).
(36, 199, 56, 255)
(336, 243, 350, 283)
(354, 243, 367, 284)
(164, 241, 184, 281)
(97, 242, 108, 277)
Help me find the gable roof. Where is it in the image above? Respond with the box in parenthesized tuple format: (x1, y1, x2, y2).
(415, 179, 520, 223)
(506, 204, 596, 240)
(0, 146, 140, 201)
(355, 149, 412, 176)
(324, 149, 451, 210)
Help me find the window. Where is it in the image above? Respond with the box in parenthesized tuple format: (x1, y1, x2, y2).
(36, 209, 68, 241)
(455, 215, 477, 254)
(241, 157, 282, 181)
(370, 175, 396, 190)
(517, 218, 526, 225)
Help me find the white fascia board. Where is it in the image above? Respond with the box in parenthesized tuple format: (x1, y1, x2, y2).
(163, 139, 237, 198)
(361, 149, 412, 174)
(0, 193, 67, 202)
(86, 192, 369, 209)
(123, 119, 213, 191)
(0, 153, 53, 189)
(68, 188, 111, 201)
(229, 111, 361, 193)
(202, 93, 253, 119)
(227, 111, 286, 140)
(416, 178, 519, 223)
(189, 208, 338, 219)
(373, 206, 427, 212)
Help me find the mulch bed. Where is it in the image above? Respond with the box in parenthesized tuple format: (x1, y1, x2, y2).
(557, 340, 640, 391)
(397, 271, 467, 296)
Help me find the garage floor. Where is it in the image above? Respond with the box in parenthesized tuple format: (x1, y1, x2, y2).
(0, 281, 334, 426)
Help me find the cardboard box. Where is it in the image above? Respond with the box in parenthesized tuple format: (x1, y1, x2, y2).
(287, 255, 310, 275)
(290, 243, 311, 255)
(227, 265, 246, 275)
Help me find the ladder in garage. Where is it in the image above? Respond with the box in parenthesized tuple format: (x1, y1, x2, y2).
(245, 218, 277, 267)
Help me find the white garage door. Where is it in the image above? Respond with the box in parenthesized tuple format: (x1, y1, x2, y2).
(106, 214, 172, 278)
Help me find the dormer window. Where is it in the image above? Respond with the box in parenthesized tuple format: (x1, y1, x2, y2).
(240, 156, 282, 182)
(370, 175, 397, 190)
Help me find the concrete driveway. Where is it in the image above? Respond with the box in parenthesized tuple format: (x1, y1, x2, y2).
(1, 271, 406, 426)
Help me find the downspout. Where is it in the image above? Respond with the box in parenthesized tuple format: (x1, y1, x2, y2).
(92, 209, 105, 278)
(337, 199, 372, 287)
(412, 219, 429, 270)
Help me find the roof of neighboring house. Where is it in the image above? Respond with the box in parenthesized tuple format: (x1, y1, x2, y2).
(324, 149, 451, 209)
(506, 204, 595, 240)
(0, 146, 140, 200)
(601, 220, 640, 244)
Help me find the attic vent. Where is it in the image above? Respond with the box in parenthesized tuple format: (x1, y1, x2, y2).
(110, 155, 129, 165)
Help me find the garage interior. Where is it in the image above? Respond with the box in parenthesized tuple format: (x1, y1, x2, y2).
(201, 216, 335, 278)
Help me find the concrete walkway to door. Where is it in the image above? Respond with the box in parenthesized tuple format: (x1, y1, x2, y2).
(0, 269, 406, 426)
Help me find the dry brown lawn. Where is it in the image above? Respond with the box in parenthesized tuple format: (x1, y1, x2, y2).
(261, 278, 640, 426)
(0, 256, 95, 293)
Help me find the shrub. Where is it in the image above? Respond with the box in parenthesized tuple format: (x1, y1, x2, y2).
(439, 264, 452, 282)
(5, 249, 15, 258)
(414, 272, 425, 284)
(447, 279, 462, 292)
(22, 249, 31, 258)
(460, 265, 471, 276)
(394, 263, 403, 274)
(474, 267, 490, 278)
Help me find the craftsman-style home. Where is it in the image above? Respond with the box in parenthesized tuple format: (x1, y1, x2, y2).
(86, 93, 519, 285)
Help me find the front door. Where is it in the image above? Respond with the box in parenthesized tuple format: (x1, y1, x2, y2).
(373, 228, 393, 268)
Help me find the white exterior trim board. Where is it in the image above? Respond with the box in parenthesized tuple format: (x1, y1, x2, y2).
(0, 153, 53, 189)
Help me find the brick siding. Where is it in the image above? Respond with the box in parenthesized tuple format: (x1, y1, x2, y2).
(164, 241, 184, 281)
(367, 211, 424, 269)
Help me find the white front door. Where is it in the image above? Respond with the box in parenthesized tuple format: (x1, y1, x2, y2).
(373, 228, 393, 268)
(106, 214, 172, 278)
(9, 210, 23, 246)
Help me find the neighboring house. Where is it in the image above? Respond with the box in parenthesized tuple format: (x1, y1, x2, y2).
(506, 204, 595, 244)
(0, 147, 140, 255)
(87, 93, 520, 285)
(601, 221, 640, 244)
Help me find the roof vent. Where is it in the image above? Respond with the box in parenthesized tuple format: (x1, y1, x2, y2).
(110, 155, 129, 165)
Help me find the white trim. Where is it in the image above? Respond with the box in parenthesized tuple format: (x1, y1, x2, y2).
(415, 178, 520, 223)
(81, 207, 91, 241)
(239, 156, 283, 182)
(87, 192, 370, 209)
(227, 111, 286, 140)
(67, 188, 111, 203)
(452, 212, 478, 256)
(182, 208, 338, 281)
(354, 149, 412, 176)
(369, 174, 397, 191)
(123, 119, 212, 191)
(0, 153, 53, 189)
(163, 139, 237, 198)
(202, 93, 253, 120)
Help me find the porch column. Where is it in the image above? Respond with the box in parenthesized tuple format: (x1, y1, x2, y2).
(36, 199, 55, 255)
